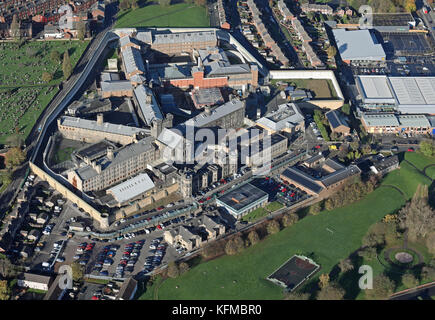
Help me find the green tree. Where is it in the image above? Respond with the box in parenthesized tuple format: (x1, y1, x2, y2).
(365, 274, 395, 300)
(266, 220, 280, 235)
(0, 256, 18, 279)
(285, 291, 310, 300)
(71, 262, 84, 282)
(62, 50, 72, 80)
(341, 103, 351, 115)
(225, 236, 244, 255)
(50, 50, 61, 64)
(358, 246, 377, 261)
(419, 140, 434, 157)
(77, 20, 86, 41)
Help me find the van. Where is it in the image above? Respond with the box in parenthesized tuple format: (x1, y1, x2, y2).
(42, 262, 50, 268)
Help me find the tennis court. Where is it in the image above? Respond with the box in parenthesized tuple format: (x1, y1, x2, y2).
(267, 255, 320, 292)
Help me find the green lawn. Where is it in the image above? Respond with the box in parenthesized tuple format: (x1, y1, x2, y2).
(404, 152, 435, 171)
(270, 79, 338, 99)
(240, 207, 268, 223)
(115, 3, 210, 28)
(139, 153, 432, 300)
(265, 201, 284, 212)
(53, 147, 75, 164)
(0, 40, 89, 144)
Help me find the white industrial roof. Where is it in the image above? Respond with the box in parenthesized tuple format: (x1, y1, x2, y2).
(389, 77, 435, 105)
(107, 173, 155, 204)
(357, 75, 395, 104)
(332, 29, 386, 61)
(361, 113, 399, 127)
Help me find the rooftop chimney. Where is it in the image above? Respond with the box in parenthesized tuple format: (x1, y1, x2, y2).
(107, 146, 114, 160)
(97, 113, 104, 125)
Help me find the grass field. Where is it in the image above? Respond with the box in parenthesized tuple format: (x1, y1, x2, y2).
(139, 153, 432, 300)
(241, 202, 284, 222)
(270, 79, 338, 99)
(53, 147, 75, 164)
(115, 3, 210, 28)
(0, 40, 89, 144)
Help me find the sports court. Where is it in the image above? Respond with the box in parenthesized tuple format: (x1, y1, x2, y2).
(267, 255, 320, 291)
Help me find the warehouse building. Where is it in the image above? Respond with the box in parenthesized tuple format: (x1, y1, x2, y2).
(332, 29, 386, 66)
(361, 113, 432, 135)
(356, 75, 435, 114)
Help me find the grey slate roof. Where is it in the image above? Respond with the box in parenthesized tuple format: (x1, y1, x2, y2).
(76, 136, 156, 181)
(121, 46, 145, 76)
(133, 85, 164, 125)
(257, 103, 304, 131)
(59, 116, 145, 137)
(101, 80, 133, 92)
(325, 109, 349, 129)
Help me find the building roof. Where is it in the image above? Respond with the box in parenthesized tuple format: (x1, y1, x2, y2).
(361, 113, 400, 127)
(397, 114, 431, 127)
(107, 173, 155, 204)
(188, 99, 244, 128)
(19, 272, 52, 285)
(257, 103, 304, 131)
(332, 29, 386, 61)
(117, 277, 138, 300)
(389, 77, 435, 105)
(217, 183, 268, 212)
(320, 165, 361, 187)
(372, 155, 399, 172)
(121, 46, 145, 76)
(100, 80, 133, 92)
(133, 85, 164, 126)
(76, 137, 156, 181)
(356, 75, 395, 104)
(59, 116, 145, 137)
(325, 109, 349, 129)
(281, 168, 324, 194)
(191, 87, 224, 107)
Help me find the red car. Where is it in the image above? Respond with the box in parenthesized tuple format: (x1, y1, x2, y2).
(407, 148, 415, 152)
(91, 296, 100, 300)
(206, 196, 211, 201)
(157, 225, 162, 230)
(315, 145, 321, 149)
(157, 206, 164, 211)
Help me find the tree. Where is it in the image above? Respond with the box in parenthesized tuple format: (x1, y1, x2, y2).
(421, 266, 435, 283)
(50, 50, 61, 64)
(77, 20, 86, 41)
(419, 140, 434, 157)
(266, 220, 280, 235)
(10, 14, 20, 40)
(326, 45, 337, 59)
(246, 230, 260, 246)
(159, 0, 171, 7)
(71, 262, 84, 282)
(404, 0, 416, 12)
(362, 222, 387, 248)
(42, 72, 53, 83)
(62, 50, 72, 80)
(224, 236, 244, 255)
(224, 239, 238, 255)
(281, 213, 299, 227)
(318, 274, 330, 289)
(178, 262, 190, 275)
(167, 261, 180, 278)
(338, 258, 354, 273)
(194, 0, 206, 6)
(398, 184, 435, 242)
(365, 274, 395, 300)
(0, 280, 10, 300)
(358, 246, 377, 261)
(4, 147, 26, 169)
(401, 273, 419, 289)
(285, 291, 310, 300)
(426, 232, 435, 255)
(317, 282, 345, 300)
(1, 171, 12, 186)
(308, 202, 322, 215)
(0, 257, 18, 279)
(341, 103, 351, 115)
